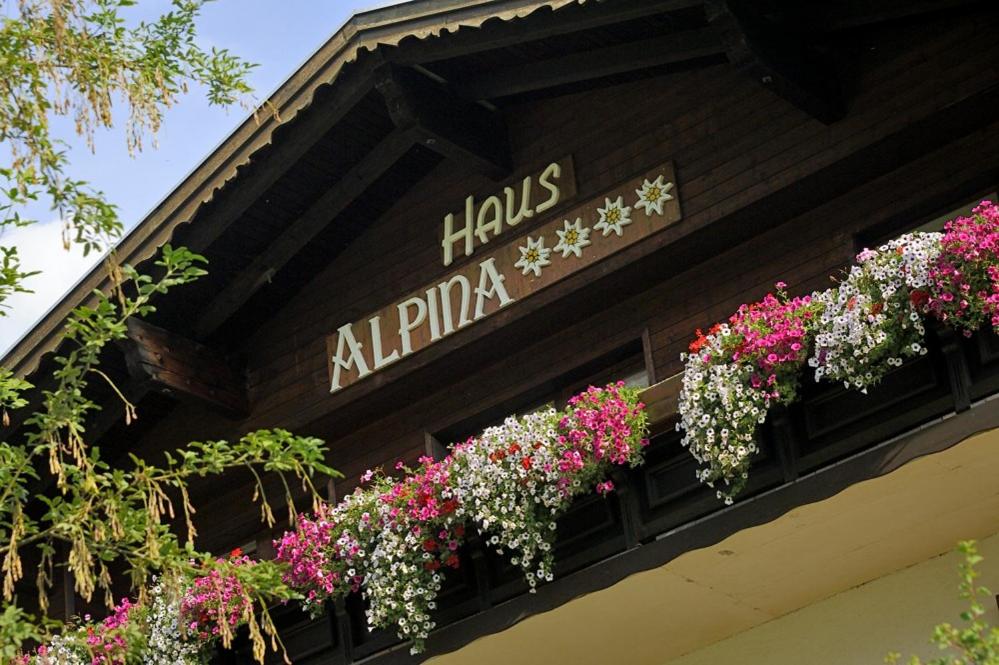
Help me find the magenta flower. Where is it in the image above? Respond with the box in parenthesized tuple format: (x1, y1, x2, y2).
(180, 554, 255, 641)
(927, 200, 999, 331)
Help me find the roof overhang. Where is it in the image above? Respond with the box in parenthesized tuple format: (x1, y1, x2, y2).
(427, 422, 999, 664)
(0, 0, 601, 376)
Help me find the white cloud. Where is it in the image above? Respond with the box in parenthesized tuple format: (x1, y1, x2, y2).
(0, 219, 104, 356)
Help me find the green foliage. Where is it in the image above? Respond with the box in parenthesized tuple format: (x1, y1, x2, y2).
(0, 605, 45, 662)
(0, 247, 37, 318)
(0, 0, 256, 310)
(887, 541, 999, 665)
(0, 369, 32, 428)
(0, 246, 339, 661)
(0, 2, 340, 662)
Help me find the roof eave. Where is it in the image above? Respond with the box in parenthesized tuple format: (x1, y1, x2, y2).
(1, 0, 592, 377)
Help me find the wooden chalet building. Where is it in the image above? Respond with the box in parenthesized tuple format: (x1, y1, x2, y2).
(5, 0, 999, 662)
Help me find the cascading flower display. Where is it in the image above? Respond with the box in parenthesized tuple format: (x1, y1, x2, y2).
(84, 598, 137, 665)
(179, 554, 255, 641)
(809, 232, 941, 391)
(364, 457, 464, 654)
(676, 201, 996, 505)
(274, 488, 378, 615)
(450, 409, 566, 589)
(272, 382, 648, 654)
(678, 285, 821, 502)
(927, 200, 999, 333)
(145, 578, 203, 665)
(559, 382, 649, 475)
(17, 580, 203, 665)
(449, 383, 647, 597)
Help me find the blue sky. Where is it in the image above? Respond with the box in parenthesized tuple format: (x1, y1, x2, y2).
(0, 0, 405, 354)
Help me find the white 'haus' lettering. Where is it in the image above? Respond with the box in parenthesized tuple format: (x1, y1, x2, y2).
(441, 161, 563, 267)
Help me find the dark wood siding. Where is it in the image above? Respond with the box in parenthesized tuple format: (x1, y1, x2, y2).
(121, 9, 999, 554)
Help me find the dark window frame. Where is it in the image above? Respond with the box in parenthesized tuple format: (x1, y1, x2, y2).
(855, 186, 999, 250)
(427, 336, 653, 457)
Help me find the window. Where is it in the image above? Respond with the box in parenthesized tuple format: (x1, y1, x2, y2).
(429, 340, 650, 455)
(857, 190, 998, 249)
(913, 193, 997, 234)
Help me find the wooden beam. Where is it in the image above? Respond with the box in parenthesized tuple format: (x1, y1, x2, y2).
(457, 27, 726, 100)
(193, 128, 416, 338)
(706, 0, 846, 124)
(180, 54, 382, 254)
(390, 0, 706, 65)
(376, 64, 511, 179)
(84, 380, 152, 444)
(121, 318, 248, 418)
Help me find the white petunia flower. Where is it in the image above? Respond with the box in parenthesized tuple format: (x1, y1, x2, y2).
(808, 232, 941, 391)
(449, 409, 566, 588)
(143, 578, 202, 664)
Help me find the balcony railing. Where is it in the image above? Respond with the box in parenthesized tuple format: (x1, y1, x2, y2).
(217, 326, 999, 665)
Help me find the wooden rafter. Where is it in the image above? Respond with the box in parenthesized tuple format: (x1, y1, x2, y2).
(376, 63, 511, 179)
(193, 128, 416, 338)
(706, 0, 846, 124)
(179, 55, 382, 254)
(456, 27, 726, 100)
(389, 0, 706, 65)
(121, 318, 248, 418)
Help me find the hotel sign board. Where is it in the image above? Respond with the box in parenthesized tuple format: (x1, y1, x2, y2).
(326, 159, 681, 393)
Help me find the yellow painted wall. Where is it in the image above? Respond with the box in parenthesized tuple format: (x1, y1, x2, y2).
(663, 530, 999, 665)
(431, 427, 999, 665)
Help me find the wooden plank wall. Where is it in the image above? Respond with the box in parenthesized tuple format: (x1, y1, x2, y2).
(127, 12, 999, 554)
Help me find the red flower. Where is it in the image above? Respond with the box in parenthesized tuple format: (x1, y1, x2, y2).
(425, 560, 441, 571)
(521, 456, 533, 470)
(870, 301, 884, 316)
(508, 443, 521, 454)
(423, 538, 438, 552)
(229, 547, 243, 558)
(454, 525, 465, 538)
(446, 554, 460, 569)
(910, 289, 929, 308)
(689, 328, 709, 353)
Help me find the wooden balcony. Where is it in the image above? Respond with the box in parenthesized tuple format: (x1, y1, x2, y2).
(217, 326, 999, 664)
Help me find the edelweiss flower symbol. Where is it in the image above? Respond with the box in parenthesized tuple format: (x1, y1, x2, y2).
(553, 217, 592, 258)
(634, 174, 674, 216)
(594, 196, 632, 237)
(514, 235, 552, 277)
